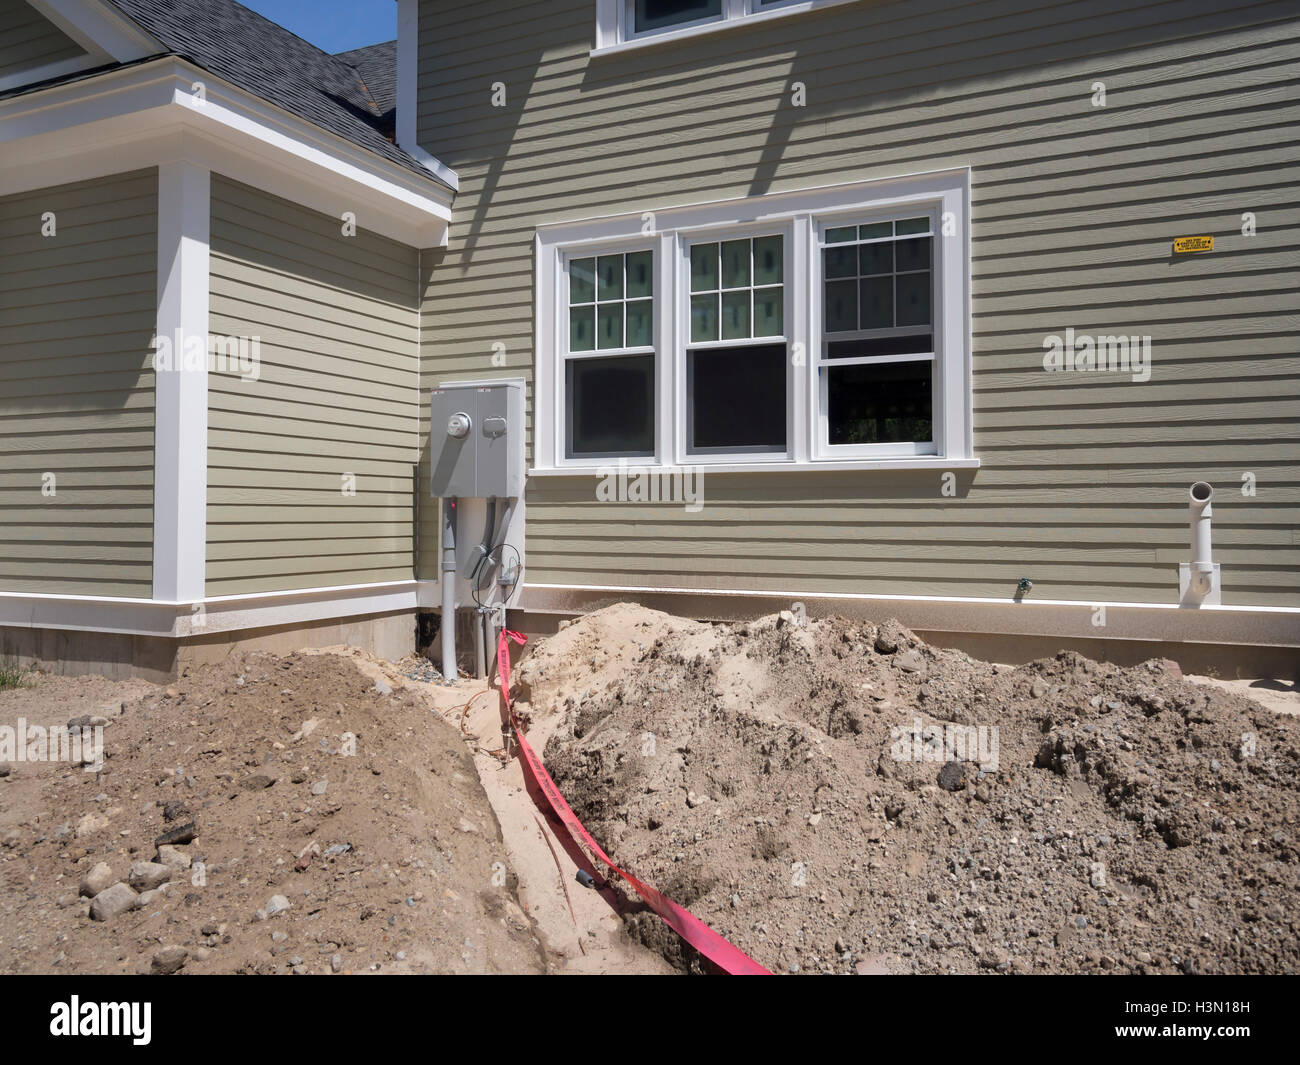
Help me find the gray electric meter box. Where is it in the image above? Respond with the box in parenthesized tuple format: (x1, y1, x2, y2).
(429, 381, 525, 498)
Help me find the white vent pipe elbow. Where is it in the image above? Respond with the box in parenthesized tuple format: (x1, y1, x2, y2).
(1188, 481, 1214, 595)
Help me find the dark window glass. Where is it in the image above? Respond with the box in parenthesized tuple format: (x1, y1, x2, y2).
(827, 335, 933, 359)
(895, 237, 931, 272)
(635, 0, 722, 32)
(827, 361, 933, 446)
(566, 355, 655, 457)
(687, 343, 786, 452)
(822, 230, 932, 334)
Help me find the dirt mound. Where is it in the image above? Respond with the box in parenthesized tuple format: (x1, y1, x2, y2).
(522, 604, 1300, 974)
(0, 650, 547, 975)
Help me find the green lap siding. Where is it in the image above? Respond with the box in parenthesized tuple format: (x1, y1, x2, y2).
(206, 176, 421, 596)
(415, 0, 1300, 607)
(0, 1, 85, 80)
(0, 170, 157, 597)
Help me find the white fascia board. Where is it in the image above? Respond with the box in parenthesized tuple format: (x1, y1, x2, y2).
(0, 59, 452, 246)
(0, 582, 425, 638)
(27, 0, 160, 62)
(152, 159, 209, 604)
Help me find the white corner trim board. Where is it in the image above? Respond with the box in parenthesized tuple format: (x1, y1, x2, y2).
(0, 58, 453, 246)
(152, 160, 209, 605)
(396, 0, 458, 192)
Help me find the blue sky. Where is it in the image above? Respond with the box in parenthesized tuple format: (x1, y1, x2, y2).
(241, 0, 395, 55)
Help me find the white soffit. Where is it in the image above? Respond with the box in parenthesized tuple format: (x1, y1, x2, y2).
(0, 58, 452, 247)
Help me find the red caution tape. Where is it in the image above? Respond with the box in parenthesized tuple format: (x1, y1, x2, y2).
(497, 629, 770, 975)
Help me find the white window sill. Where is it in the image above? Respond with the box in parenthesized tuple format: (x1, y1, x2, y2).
(591, 0, 865, 59)
(530, 457, 980, 476)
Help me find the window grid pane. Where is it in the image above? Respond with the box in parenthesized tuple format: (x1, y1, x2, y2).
(567, 250, 654, 353)
(688, 235, 784, 342)
(820, 216, 937, 450)
(821, 218, 932, 338)
(634, 0, 722, 33)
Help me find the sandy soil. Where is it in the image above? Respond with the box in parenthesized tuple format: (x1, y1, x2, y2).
(0, 650, 547, 975)
(3, 607, 1295, 978)
(520, 604, 1300, 975)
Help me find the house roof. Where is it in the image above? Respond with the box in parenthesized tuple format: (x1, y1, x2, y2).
(102, 0, 442, 187)
(334, 40, 397, 127)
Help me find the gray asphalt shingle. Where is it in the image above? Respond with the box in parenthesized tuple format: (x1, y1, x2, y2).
(104, 0, 440, 186)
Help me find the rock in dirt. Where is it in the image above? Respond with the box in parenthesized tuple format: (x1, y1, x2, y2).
(154, 822, 197, 847)
(128, 861, 172, 892)
(75, 813, 109, 838)
(89, 883, 137, 921)
(79, 862, 116, 898)
(937, 761, 970, 792)
(156, 845, 191, 870)
(873, 619, 914, 654)
(134, 885, 172, 910)
(151, 946, 188, 975)
(265, 894, 291, 917)
(895, 648, 926, 675)
(162, 800, 189, 822)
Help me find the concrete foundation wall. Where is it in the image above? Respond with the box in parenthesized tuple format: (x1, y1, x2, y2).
(0, 611, 416, 683)
(508, 592, 1300, 682)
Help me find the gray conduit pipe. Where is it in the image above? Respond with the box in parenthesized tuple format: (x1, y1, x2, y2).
(441, 498, 458, 682)
(472, 498, 498, 679)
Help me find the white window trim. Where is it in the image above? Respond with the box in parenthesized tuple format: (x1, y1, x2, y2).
(533, 167, 974, 475)
(594, 0, 866, 55)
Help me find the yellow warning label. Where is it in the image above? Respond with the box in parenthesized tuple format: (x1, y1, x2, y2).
(1173, 235, 1214, 253)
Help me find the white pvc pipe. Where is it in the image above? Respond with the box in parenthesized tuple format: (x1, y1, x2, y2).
(1188, 481, 1214, 599)
(1189, 481, 1213, 570)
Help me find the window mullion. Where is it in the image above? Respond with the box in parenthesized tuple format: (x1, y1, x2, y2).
(792, 213, 811, 464)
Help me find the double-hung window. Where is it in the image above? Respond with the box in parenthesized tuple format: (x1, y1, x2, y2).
(563, 249, 656, 459)
(535, 169, 972, 473)
(818, 215, 936, 454)
(685, 233, 788, 456)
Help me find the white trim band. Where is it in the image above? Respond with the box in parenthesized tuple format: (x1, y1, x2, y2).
(0, 581, 439, 639)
